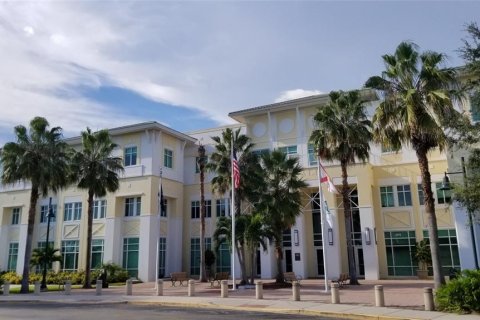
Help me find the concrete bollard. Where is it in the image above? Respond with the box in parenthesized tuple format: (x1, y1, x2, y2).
(374, 285, 385, 307)
(64, 280, 71, 295)
(126, 279, 132, 296)
(255, 281, 263, 300)
(3, 281, 10, 296)
(188, 280, 195, 297)
(292, 281, 300, 301)
(220, 280, 228, 298)
(424, 287, 435, 311)
(34, 281, 41, 295)
(331, 283, 340, 304)
(156, 279, 163, 296)
(96, 280, 102, 296)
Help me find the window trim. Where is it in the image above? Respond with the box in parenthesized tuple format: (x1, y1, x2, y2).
(164, 148, 174, 169)
(124, 145, 138, 167)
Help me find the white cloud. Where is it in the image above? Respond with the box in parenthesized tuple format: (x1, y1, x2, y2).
(23, 26, 34, 36)
(274, 89, 323, 103)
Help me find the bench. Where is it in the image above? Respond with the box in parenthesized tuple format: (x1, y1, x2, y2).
(170, 272, 189, 287)
(331, 273, 350, 287)
(210, 272, 230, 287)
(283, 272, 302, 284)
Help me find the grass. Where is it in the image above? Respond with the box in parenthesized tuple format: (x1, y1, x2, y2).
(3, 284, 83, 294)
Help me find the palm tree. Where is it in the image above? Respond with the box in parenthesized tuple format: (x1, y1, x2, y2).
(365, 42, 463, 288)
(0, 117, 70, 293)
(70, 128, 123, 289)
(309, 90, 372, 285)
(243, 212, 272, 284)
(198, 144, 208, 282)
(207, 128, 263, 284)
(257, 150, 307, 283)
(30, 247, 63, 271)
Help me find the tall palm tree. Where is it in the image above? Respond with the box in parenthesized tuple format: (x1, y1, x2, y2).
(197, 144, 208, 282)
(365, 42, 463, 288)
(207, 127, 263, 284)
(309, 90, 372, 285)
(70, 128, 123, 289)
(1, 117, 70, 293)
(30, 247, 63, 271)
(257, 150, 307, 283)
(243, 212, 272, 284)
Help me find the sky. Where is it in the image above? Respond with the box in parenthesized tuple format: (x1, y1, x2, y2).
(0, 1, 479, 145)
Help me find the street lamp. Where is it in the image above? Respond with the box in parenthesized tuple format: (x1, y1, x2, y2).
(441, 156, 479, 270)
(41, 197, 55, 290)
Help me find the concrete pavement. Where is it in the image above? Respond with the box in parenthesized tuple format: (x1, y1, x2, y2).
(1, 279, 479, 320)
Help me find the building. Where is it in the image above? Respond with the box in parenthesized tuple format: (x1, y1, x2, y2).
(0, 89, 471, 282)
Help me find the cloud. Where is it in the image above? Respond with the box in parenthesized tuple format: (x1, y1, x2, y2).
(274, 89, 324, 103)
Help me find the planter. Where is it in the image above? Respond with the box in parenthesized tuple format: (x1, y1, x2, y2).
(417, 269, 428, 279)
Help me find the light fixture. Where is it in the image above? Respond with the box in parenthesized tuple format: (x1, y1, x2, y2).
(365, 227, 371, 245)
(293, 229, 299, 246)
(440, 172, 452, 191)
(328, 228, 334, 245)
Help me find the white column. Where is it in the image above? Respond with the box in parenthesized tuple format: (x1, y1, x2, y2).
(260, 241, 276, 279)
(104, 217, 122, 265)
(359, 207, 379, 280)
(138, 214, 157, 281)
(0, 225, 7, 271)
(292, 215, 307, 279)
(324, 208, 341, 280)
(16, 224, 28, 274)
(166, 217, 183, 275)
(454, 202, 480, 270)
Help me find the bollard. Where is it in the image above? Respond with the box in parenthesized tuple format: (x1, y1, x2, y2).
(424, 287, 435, 311)
(220, 280, 228, 298)
(156, 279, 163, 296)
(64, 280, 71, 295)
(292, 281, 300, 301)
(126, 279, 132, 296)
(255, 281, 263, 300)
(331, 283, 340, 304)
(3, 281, 10, 296)
(374, 285, 385, 307)
(188, 280, 195, 297)
(34, 281, 41, 295)
(96, 280, 102, 296)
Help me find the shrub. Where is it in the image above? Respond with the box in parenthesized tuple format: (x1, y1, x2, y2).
(1, 271, 21, 284)
(29, 273, 42, 283)
(436, 269, 480, 313)
(102, 263, 129, 283)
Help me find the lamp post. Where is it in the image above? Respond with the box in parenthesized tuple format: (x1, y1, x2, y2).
(41, 197, 55, 290)
(441, 156, 479, 270)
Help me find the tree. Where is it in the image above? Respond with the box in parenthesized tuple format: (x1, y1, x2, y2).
(197, 144, 208, 282)
(459, 22, 480, 80)
(257, 150, 307, 283)
(309, 90, 372, 285)
(30, 247, 63, 271)
(0, 117, 70, 293)
(207, 128, 264, 284)
(454, 149, 480, 220)
(243, 212, 272, 284)
(365, 42, 464, 288)
(70, 128, 123, 288)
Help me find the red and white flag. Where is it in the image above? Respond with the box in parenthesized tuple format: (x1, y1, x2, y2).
(232, 149, 240, 189)
(320, 163, 338, 194)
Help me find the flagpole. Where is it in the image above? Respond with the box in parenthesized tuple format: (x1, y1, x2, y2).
(317, 157, 329, 293)
(155, 168, 163, 290)
(231, 136, 236, 291)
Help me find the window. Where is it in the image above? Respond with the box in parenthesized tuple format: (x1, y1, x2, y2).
(282, 229, 292, 247)
(40, 204, 57, 223)
(125, 197, 141, 217)
(216, 242, 231, 273)
(380, 186, 395, 207)
(160, 199, 167, 217)
(278, 145, 297, 155)
(64, 202, 82, 221)
(385, 231, 416, 276)
(311, 193, 322, 247)
(123, 238, 139, 278)
(190, 237, 211, 275)
(7, 242, 18, 271)
(91, 239, 104, 269)
(252, 149, 269, 156)
(397, 185, 412, 206)
(62, 240, 79, 271)
(216, 199, 230, 217)
(11, 207, 20, 225)
(36, 241, 54, 272)
(470, 90, 480, 122)
(195, 156, 208, 173)
(158, 237, 166, 278)
(93, 200, 106, 219)
(423, 229, 460, 274)
(417, 184, 425, 205)
(164, 148, 173, 168)
(191, 200, 211, 219)
(124, 146, 137, 166)
(308, 144, 317, 166)
(436, 182, 452, 204)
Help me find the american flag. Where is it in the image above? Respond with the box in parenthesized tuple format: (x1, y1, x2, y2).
(232, 149, 240, 189)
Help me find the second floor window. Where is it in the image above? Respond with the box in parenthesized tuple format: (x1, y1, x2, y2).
(191, 200, 211, 219)
(11, 208, 21, 225)
(417, 184, 425, 205)
(308, 144, 317, 166)
(397, 185, 412, 206)
(279, 145, 297, 155)
(164, 149, 173, 168)
(216, 199, 230, 217)
(380, 186, 394, 207)
(125, 197, 141, 217)
(64, 202, 82, 221)
(124, 146, 137, 166)
(40, 204, 57, 223)
(93, 200, 107, 219)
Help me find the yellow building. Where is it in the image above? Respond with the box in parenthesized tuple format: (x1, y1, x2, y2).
(0, 90, 465, 281)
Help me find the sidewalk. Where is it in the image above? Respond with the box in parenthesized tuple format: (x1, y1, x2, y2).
(1, 279, 479, 320)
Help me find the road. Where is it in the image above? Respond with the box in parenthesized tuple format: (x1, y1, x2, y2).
(0, 302, 336, 320)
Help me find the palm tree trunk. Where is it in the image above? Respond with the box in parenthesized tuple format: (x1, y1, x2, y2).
(416, 149, 445, 289)
(341, 161, 360, 285)
(275, 238, 284, 283)
(83, 190, 94, 289)
(20, 185, 40, 293)
(250, 246, 256, 285)
(239, 244, 248, 285)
